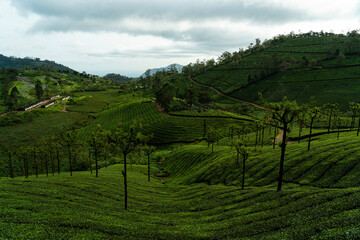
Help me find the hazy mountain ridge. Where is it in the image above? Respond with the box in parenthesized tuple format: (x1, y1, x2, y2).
(141, 63, 183, 77)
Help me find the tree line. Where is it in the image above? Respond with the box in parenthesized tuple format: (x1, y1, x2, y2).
(1, 122, 156, 210)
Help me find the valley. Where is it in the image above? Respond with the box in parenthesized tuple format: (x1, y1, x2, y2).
(1, 32, 360, 239)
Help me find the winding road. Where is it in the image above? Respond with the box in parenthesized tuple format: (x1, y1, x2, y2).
(189, 77, 265, 110)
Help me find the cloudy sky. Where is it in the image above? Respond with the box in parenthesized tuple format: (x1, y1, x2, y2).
(0, 0, 359, 77)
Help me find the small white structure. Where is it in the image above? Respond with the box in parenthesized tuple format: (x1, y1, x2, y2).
(19, 100, 46, 111)
(42, 100, 57, 108)
(61, 96, 71, 101)
(49, 94, 60, 100)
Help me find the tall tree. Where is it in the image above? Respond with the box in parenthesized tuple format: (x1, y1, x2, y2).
(8, 86, 20, 111)
(155, 83, 175, 112)
(232, 139, 250, 190)
(349, 102, 359, 130)
(60, 129, 78, 176)
(109, 122, 142, 210)
(143, 144, 156, 182)
(265, 97, 299, 191)
(35, 80, 43, 100)
(323, 103, 338, 134)
(297, 107, 306, 143)
(206, 126, 217, 153)
(89, 126, 108, 177)
(44, 76, 51, 97)
(307, 105, 321, 151)
(7, 149, 14, 179)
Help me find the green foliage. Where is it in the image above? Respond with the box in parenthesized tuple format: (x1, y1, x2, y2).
(0, 111, 43, 127)
(35, 80, 43, 100)
(103, 73, 131, 83)
(189, 34, 360, 109)
(1, 165, 360, 239)
(0, 54, 74, 72)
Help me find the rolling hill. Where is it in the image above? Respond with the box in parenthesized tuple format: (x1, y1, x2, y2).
(190, 32, 360, 110)
(2, 31, 360, 239)
(0, 54, 75, 72)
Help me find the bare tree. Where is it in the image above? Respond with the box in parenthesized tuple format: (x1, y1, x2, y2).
(265, 97, 299, 191)
(143, 144, 156, 182)
(307, 106, 321, 151)
(60, 129, 79, 176)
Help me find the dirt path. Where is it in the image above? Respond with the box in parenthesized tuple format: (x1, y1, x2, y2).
(189, 77, 265, 110)
(62, 104, 67, 112)
(275, 130, 283, 144)
(275, 129, 297, 144)
(151, 99, 169, 115)
(0, 111, 18, 118)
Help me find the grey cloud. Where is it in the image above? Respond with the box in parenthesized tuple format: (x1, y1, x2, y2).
(9, 0, 313, 62)
(11, 0, 310, 27)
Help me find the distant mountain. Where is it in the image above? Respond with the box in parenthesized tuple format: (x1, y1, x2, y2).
(140, 64, 183, 78)
(0, 54, 75, 72)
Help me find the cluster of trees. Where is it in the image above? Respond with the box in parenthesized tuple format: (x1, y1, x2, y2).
(263, 96, 360, 191)
(104, 73, 131, 84)
(1, 123, 156, 210)
(200, 95, 360, 192)
(144, 72, 214, 112)
(0, 68, 21, 111)
(0, 54, 74, 72)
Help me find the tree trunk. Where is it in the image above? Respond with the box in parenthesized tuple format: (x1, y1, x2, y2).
(273, 127, 276, 149)
(95, 144, 98, 177)
(242, 155, 246, 190)
(45, 153, 49, 177)
(26, 156, 29, 178)
(89, 149, 93, 174)
(123, 153, 128, 210)
(19, 156, 24, 177)
(67, 144, 72, 176)
(50, 151, 55, 176)
(255, 129, 258, 146)
(9, 152, 13, 179)
(148, 154, 151, 182)
(357, 116, 360, 136)
(308, 117, 314, 151)
(23, 154, 28, 178)
(203, 120, 206, 138)
(328, 111, 332, 134)
(211, 143, 214, 153)
(56, 148, 60, 174)
(261, 127, 265, 147)
(34, 147, 38, 178)
(236, 152, 239, 165)
(277, 123, 287, 191)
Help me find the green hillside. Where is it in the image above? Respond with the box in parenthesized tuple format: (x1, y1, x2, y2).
(1, 165, 360, 239)
(77, 96, 253, 144)
(191, 33, 360, 110)
(2, 32, 360, 239)
(0, 54, 74, 72)
(163, 130, 360, 188)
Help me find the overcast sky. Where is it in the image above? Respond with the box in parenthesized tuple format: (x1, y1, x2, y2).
(1, 0, 359, 77)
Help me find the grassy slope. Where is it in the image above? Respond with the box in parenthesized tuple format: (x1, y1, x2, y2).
(78, 98, 252, 144)
(195, 36, 360, 109)
(163, 130, 360, 188)
(1, 165, 360, 240)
